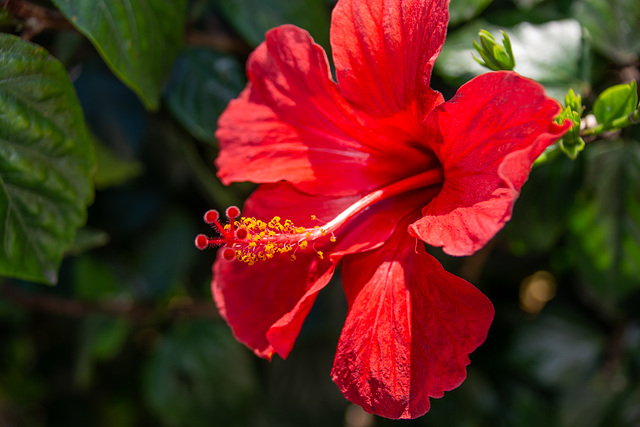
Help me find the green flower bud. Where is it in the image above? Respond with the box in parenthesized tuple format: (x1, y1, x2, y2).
(472, 30, 516, 71)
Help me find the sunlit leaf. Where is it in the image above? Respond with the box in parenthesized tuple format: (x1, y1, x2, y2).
(0, 34, 95, 285)
(592, 81, 638, 125)
(51, 0, 187, 110)
(437, 19, 589, 100)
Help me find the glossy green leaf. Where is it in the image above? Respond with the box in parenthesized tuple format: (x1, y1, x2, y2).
(572, 0, 640, 64)
(449, 0, 493, 26)
(437, 19, 588, 100)
(593, 81, 638, 125)
(50, 0, 187, 110)
(166, 48, 245, 144)
(0, 34, 95, 285)
(568, 141, 640, 302)
(214, 0, 330, 48)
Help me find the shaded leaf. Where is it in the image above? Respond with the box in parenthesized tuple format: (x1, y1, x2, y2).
(69, 227, 110, 255)
(144, 321, 257, 427)
(572, 0, 640, 64)
(93, 136, 144, 189)
(505, 155, 582, 254)
(51, 0, 187, 110)
(214, 0, 330, 48)
(75, 315, 131, 388)
(509, 312, 605, 389)
(568, 141, 640, 302)
(437, 19, 588, 100)
(449, 0, 494, 26)
(0, 34, 95, 285)
(166, 48, 245, 144)
(72, 256, 122, 301)
(134, 209, 197, 299)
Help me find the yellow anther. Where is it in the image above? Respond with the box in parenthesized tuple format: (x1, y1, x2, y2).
(330, 236, 337, 242)
(216, 212, 332, 266)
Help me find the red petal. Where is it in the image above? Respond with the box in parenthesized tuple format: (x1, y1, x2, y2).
(331, 0, 447, 125)
(216, 25, 431, 196)
(212, 184, 345, 359)
(410, 71, 571, 256)
(213, 249, 334, 359)
(212, 181, 440, 360)
(332, 220, 494, 419)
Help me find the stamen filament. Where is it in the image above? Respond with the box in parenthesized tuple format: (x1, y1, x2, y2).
(304, 168, 444, 240)
(195, 168, 444, 264)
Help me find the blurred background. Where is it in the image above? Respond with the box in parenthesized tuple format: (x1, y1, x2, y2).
(0, 0, 639, 425)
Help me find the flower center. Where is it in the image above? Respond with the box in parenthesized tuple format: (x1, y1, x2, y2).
(195, 168, 444, 264)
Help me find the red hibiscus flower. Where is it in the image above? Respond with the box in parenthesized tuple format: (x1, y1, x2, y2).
(196, 0, 570, 419)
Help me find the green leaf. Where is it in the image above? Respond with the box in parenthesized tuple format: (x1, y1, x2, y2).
(69, 227, 110, 255)
(592, 81, 638, 125)
(572, 0, 640, 64)
(72, 256, 122, 301)
(166, 48, 245, 144)
(75, 315, 131, 388)
(214, 0, 330, 48)
(568, 141, 640, 302)
(437, 19, 589, 100)
(506, 155, 582, 254)
(93, 136, 143, 189)
(509, 312, 605, 389)
(144, 321, 257, 427)
(50, 0, 187, 110)
(449, 0, 494, 26)
(0, 34, 95, 285)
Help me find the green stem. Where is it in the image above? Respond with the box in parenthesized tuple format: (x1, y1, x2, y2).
(581, 109, 640, 137)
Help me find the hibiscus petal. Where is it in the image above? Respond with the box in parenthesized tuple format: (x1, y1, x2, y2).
(213, 248, 334, 359)
(410, 71, 571, 256)
(215, 25, 431, 196)
(211, 183, 344, 359)
(332, 221, 494, 419)
(331, 0, 447, 123)
(212, 181, 440, 360)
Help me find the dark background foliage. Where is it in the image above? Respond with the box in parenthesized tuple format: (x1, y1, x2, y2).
(0, 0, 639, 426)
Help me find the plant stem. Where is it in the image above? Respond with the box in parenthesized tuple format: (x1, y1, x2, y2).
(581, 109, 640, 137)
(0, 281, 220, 319)
(1, 0, 72, 39)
